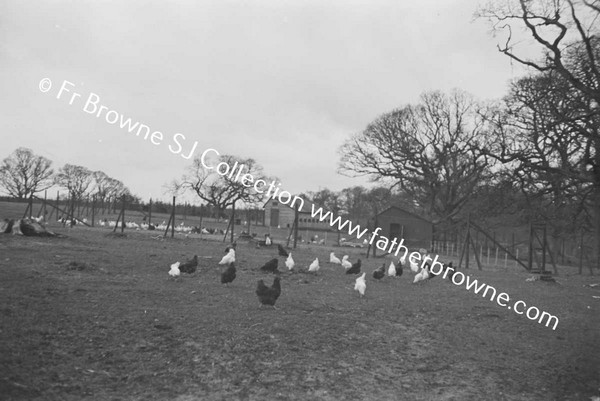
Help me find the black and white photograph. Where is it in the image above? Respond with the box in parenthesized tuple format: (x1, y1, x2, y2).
(1, 0, 599, 400)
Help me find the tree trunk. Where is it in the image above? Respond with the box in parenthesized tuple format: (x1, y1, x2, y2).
(246, 208, 251, 233)
(594, 137, 600, 274)
(594, 184, 600, 274)
(230, 202, 235, 243)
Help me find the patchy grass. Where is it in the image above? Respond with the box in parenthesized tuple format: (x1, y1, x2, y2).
(0, 222, 599, 400)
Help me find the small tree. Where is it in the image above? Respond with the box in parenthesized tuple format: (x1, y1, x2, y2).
(0, 147, 53, 199)
(54, 164, 93, 216)
(309, 188, 343, 243)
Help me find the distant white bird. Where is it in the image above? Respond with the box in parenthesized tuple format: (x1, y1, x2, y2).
(219, 249, 236, 265)
(308, 257, 320, 273)
(169, 262, 181, 277)
(285, 253, 295, 270)
(399, 255, 406, 266)
(354, 272, 366, 297)
(387, 261, 397, 277)
(409, 258, 420, 273)
(413, 267, 429, 283)
(341, 255, 352, 269)
(265, 236, 272, 246)
(330, 252, 341, 264)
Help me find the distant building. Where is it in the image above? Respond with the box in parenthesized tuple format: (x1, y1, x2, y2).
(375, 206, 433, 250)
(263, 197, 330, 231)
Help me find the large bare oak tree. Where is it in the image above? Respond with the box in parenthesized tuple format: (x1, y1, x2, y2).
(339, 90, 494, 226)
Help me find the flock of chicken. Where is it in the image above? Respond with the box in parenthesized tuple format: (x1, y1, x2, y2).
(167, 241, 455, 307)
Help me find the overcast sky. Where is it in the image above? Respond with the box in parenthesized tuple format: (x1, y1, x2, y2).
(1, 0, 536, 204)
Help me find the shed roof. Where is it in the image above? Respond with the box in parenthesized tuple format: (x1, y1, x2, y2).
(376, 206, 432, 224)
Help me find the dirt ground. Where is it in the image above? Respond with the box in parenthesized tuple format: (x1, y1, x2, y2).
(1, 221, 599, 400)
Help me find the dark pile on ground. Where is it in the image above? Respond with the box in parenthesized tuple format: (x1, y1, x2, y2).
(1, 218, 57, 237)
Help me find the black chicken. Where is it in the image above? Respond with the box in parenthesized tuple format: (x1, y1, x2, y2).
(346, 259, 362, 274)
(256, 276, 281, 307)
(443, 262, 456, 281)
(372, 263, 385, 280)
(179, 255, 198, 274)
(260, 258, 279, 273)
(221, 262, 236, 285)
(423, 261, 437, 280)
(395, 262, 404, 277)
(277, 244, 289, 257)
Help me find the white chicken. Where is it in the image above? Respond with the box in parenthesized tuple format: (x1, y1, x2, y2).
(219, 249, 236, 265)
(285, 253, 295, 270)
(413, 267, 429, 283)
(354, 272, 366, 297)
(308, 257, 320, 273)
(265, 235, 272, 245)
(329, 252, 341, 264)
(341, 255, 352, 269)
(399, 255, 406, 266)
(387, 261, 397, 277)
(409, 257, 420, 273)
(169, 262, 181, 277)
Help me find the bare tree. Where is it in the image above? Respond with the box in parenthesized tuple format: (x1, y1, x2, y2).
(309, 188, 344, 243)
(340, 186, 369, 225)
(478, 0, 600, 102)
(54, 164, 93, 203)
(479, 0, 600, 270)
(92, 171, 111, 203)
(339, 90, 494, 225)
(0, 147, 53, 199)
(105, 177, 128, 199)
(174, 154, 269, 241)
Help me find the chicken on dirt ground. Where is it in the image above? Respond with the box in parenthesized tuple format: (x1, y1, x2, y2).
(346, 259, 361, 274)
(278, 244, 289, 257)
(373, 263, 385, 280)
(256, 276, 281, 308)
(260, 258, 279, 273)
(179, 255, 198, 274)
(221, 262, 236, 285)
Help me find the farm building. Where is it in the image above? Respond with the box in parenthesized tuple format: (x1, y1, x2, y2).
(263, 197, 330, 231)
(375, 206, 433, 250)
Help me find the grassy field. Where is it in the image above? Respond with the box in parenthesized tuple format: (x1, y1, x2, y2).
(1, 202, 600, 400)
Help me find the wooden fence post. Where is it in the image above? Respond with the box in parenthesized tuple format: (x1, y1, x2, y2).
(91, 195, 96, 227)
(171, 196, 176, 238)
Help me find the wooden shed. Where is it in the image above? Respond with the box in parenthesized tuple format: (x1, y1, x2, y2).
(375, 206, 433, 250)
(263, 197, 330, 231)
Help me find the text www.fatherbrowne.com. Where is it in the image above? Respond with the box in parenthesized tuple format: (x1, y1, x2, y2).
(434, 265, 559, 330)
(310, 203, 559, 331)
